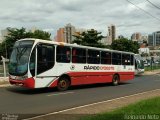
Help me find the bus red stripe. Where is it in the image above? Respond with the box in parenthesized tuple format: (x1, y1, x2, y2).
(49, 72, 134, 87)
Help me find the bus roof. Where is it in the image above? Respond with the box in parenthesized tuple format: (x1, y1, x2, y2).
(19, 38, 135, 55)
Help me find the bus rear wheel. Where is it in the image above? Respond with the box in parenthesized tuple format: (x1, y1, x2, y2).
(57, 77, 70, 91)
(112, 74, 119, 86)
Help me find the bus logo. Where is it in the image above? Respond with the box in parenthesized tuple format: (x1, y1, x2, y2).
(70, 65, 75, 70)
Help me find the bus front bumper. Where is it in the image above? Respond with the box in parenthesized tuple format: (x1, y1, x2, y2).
(9, 77, 35, 89)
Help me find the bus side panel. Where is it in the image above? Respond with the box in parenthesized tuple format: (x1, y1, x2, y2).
(49, 79, 58, 88)
(71, 76, 113, 85)
(69, 72, 134, 85)
(119, 72, 135, 81)
(69, 72, 113, 85)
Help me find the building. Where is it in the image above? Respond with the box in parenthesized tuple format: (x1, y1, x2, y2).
(148, 34, 153, 46)
(148, 31, 160, 46)
(131, 32, 141, 41)
(1, 27, 16, 43)
(64, 23, 76, 43)
(138, 44, 150, 55)
(1, 28, 9, 42)
(108, 24, 116, 45)
(56, 28, 65, 42)
(29, 27, 37, 33)
(141, 35, 148, 42)
(0, 36, 3, 43)
(55, 24, 86, 43)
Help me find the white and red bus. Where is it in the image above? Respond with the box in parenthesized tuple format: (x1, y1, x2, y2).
(8, 38, 135, 91)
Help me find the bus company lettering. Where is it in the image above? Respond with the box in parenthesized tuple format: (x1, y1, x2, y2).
(84, 65, 114, 70)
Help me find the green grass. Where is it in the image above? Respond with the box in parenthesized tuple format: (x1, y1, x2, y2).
(145, 65, 160, 71)
(81, 97, 160, 120)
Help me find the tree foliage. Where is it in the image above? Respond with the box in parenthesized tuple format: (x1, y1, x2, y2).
(29, 30, 51, 40)
(111, 38, 140, 53)
(72, 29, 105, 48)
(0, 27, 51, 58)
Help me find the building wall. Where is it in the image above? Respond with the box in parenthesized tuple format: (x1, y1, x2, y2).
(148, 34, 153, 46)
(148, 31, 160, 46)
(1, 27, 16, 43)
(56, 28, 65, 42)
(64, 23, 76, 43)
(131, 32, 141, 41)
(107, 24, 116, 45)
(56, 24, 88, 43)
(153, 32, 160, 46)
(1, 29, 9, 41)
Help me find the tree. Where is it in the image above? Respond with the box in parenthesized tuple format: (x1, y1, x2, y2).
(72, 29, 105, 48)
(0, 27, 51, 58)
(111, 38, 140, 53)
(29, 30, 51, 40)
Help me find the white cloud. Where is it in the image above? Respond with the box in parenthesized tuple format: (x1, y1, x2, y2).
(0, 0, 160, 38)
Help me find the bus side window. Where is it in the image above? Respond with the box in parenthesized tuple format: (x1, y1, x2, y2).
(87, 50, 100, 64)
(135, 60, 137, 69)
(72, 48, 86, 63)
(131, 55, 134, 65)
(72, 49, 77, 63)
(112, 52, 122, 65)
(101, 51, 111, 64)
(56, 46, 71, 63)
(122, 54, 131, 65)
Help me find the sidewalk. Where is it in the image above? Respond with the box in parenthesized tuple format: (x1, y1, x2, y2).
(0, 77, 10, 87)
(142, 69, 160, 75)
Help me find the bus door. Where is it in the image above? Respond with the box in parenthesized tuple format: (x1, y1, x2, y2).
(35, 43, 55, 88)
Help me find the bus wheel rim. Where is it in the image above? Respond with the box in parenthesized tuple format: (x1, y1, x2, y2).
(60, 80, 67, 88)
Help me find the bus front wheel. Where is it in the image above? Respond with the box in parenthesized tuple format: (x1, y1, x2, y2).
(112, 74, 119, 86)
(57, 77, 70, 91)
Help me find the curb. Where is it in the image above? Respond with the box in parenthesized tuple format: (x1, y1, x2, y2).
(142, 70, 160, 75)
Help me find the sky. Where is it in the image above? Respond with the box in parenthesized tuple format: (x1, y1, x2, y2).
(0, 0, 160, 39)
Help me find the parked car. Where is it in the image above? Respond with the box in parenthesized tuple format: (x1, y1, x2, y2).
(155, 61, 159, 64)
(144, 61, 150, 66)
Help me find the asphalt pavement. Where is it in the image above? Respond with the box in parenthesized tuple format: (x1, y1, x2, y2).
(0, 74, 160, 119)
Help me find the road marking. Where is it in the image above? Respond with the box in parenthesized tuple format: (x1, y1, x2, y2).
(24, 88, 160, 120)
(47, 91, 74, 96)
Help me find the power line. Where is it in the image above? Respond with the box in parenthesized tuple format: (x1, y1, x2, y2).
(146, 0, 160, 10)
(126, 0, 160, 22)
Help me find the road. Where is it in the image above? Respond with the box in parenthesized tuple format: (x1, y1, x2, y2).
(0, 74, 160, 119)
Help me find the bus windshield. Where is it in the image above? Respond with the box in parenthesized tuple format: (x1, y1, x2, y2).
(9, 40, 34, 76)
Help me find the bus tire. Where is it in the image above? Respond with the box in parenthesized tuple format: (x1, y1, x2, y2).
(57, 77, 70, 91)
(112, 74, 119, 86)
